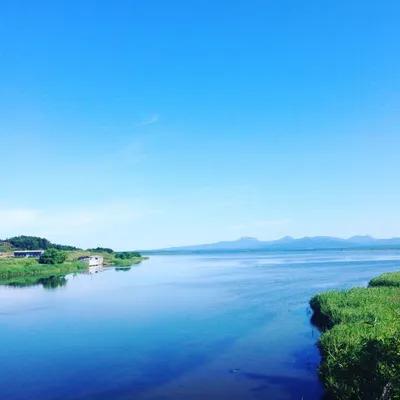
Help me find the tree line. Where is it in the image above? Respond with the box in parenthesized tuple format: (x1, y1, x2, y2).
(115, 251, 142, 259)
(2, 236, 142, 259)
(87, 247, 114, 254)
(4, 236, 79, 251)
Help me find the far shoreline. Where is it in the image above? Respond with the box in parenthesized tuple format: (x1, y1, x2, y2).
(141, 246, 400, 256)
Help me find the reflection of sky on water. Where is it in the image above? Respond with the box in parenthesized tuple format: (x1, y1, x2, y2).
(0, 250, 399, 399)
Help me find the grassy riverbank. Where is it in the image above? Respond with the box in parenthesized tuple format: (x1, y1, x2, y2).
(310, 272, 400, 399)
(0, 250, 148, 278)
(112, 257, 147, 266)
(65, 250, 148, 266)
(0, 257, 88, 278)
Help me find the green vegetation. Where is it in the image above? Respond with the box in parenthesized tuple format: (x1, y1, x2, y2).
(39, 249, 68, 265)
(116, 251, 142, 259)
(112, 258, 144, 266)
(87, 247, 114, 254)
(0, 235, 147, 278)
(66, 250, 146, 266)
(112, 252, 147, 266)
(370, 271, 400, 288)
(66, 250, 115, 262)
(3, 235, 79, 251)
(0, 243, 12, 252)
(0, 249, 146, 280)
(310, 272, 400, 399)
(0, 257, 87, 278)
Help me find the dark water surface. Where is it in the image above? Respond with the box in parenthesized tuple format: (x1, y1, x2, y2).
(1, 251, 400, 400)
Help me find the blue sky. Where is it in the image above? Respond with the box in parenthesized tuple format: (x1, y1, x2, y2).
(1, 1, 399, 250)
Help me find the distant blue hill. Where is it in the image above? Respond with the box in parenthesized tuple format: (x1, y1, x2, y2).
(144, 235, 400, 253)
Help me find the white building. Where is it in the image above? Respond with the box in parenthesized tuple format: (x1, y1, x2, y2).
(78, 255, 104, 266)
(14, 250, 45, 258)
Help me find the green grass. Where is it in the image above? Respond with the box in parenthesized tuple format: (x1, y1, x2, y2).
(0, 257, 87, 277)
(0, 247, 148, 280)
(370, 271, 400, 288)
(0, 245, 12, 252)
(0, 250, 148, 278)
(66, 250, 147, 266)
(66, 250, 116, 263)
(112, 257, 148, 266)
(310, 272, 400, 399)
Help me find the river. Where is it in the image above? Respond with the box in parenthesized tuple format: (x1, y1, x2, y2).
(1, 250, 400, 400)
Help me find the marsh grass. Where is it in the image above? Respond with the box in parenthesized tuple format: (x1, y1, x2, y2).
(310, 272, 400, 399)
(370, 272, 400, 288)
(0, 249, 148, 278)
(112, 257, 146, 266)
(0, 257, 87, 277)
(66, 251, 147, 266)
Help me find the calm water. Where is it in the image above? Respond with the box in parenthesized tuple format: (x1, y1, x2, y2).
(1, 250, 400, 400)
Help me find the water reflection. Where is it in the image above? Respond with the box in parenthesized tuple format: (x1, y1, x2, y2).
(115, 267, 131, 272)
(87, 265, 104, 274)
(0, 265, 112, 290)
(0, 274, 68, 289)
(1, 251, 399, 400)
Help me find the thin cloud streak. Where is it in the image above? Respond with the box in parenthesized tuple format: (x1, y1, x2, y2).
(0, 201, 162, 246)
(136, 114, 159, 127)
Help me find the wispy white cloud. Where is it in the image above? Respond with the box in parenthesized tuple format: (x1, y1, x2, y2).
(0, 200, 162, 248)
(136, 114, 159, 127)
(101, 114, 159, 166)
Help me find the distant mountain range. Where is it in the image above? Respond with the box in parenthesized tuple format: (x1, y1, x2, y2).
(145, 235, 400, 253)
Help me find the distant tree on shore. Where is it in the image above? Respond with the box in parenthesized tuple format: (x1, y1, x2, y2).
(5, 236, 79, 251)
(87, 247, 114, 254)
(39, 249, 68, 265)
(115, 251, 142, 259)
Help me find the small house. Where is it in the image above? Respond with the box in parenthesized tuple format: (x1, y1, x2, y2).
(78, 255, 104, 267)
(14, 250, 45, 258)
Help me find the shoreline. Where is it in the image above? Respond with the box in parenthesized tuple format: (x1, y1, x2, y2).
(108, 256, 149, 267)
(0, 260, 88, 278)
(0, 251, 149, 278)
(310, 271, 400, 399)
(142, 247, 400, 256)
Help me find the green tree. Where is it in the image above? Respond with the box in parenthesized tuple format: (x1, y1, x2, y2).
(6, 235, 79, 251)
(8, 235, 51, 250)
(116, 251, 142, 259)
(87, 247, 114, 254)
(39, 249, 68, 265)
